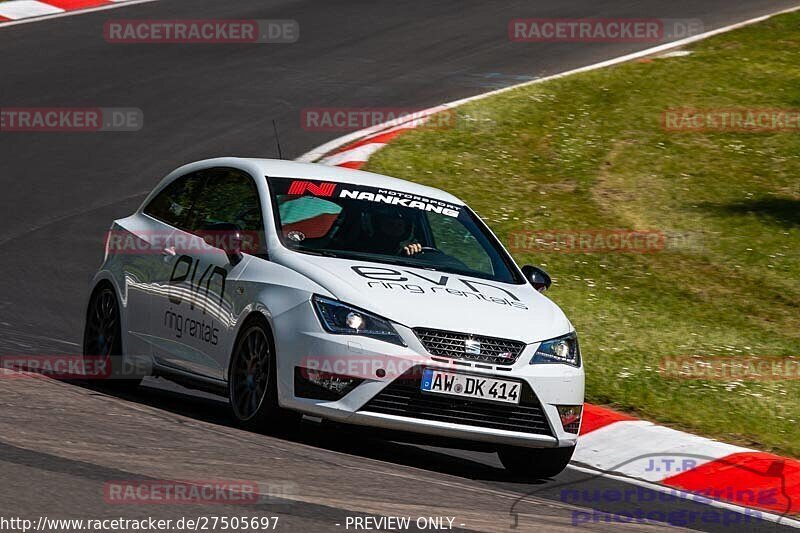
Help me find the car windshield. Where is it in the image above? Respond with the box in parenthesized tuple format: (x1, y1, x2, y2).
(267, 177, 522, 284)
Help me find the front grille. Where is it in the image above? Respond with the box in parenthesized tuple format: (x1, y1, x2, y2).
(414, 327, 526, 365)
(361, 367, 553, 436)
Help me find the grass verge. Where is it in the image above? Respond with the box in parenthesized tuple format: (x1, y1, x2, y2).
(365, 12, 800, 457)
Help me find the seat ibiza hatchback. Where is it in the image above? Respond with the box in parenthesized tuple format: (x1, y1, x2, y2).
(84, 157, 584, 478)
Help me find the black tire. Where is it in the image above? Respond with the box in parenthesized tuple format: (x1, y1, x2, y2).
(228, 317, 299, 430)
(83, 284, 142, 388)
(498, 445, 575, 480)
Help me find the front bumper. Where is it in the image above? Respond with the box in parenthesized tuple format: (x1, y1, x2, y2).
(273, 300, 584, 449)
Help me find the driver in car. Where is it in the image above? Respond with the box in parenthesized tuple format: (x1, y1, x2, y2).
(360, 206, 423, 256)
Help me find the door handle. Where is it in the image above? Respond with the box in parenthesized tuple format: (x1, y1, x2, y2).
(161, 246, 176, 257)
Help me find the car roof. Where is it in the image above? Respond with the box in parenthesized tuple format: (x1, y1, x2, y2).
(197, 157, 465, 206)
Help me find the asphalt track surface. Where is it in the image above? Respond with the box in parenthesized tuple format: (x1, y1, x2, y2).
(1, 1, 799, 531)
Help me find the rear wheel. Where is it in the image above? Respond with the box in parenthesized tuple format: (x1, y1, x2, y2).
(498, 445, 575, 480)
(83, 284, 141, 388)
(228, 318, 298, 430)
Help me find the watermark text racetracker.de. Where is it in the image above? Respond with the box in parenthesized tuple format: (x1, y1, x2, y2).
(1, 108, 143, 132)
(509, 18, 704, 42)
(300, 354, 458, 381)
(662, 108, 800, 132)
(104, 19, 299, 43)
(508, 229, 704, 254)
(0, 354, 151, 381)
(104, 229, 263, 256)
(0, 355, 111, 380)
(103, 479, 296, 505)
(660, 355, 800, 381)
(300, 107, 457, 132)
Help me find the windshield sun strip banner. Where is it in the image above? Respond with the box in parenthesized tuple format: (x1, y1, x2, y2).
(268, 177, 463, 218)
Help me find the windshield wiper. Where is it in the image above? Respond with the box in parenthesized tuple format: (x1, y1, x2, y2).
(295, 248, 344, 259)
(331, 251, 445, 271)
(295, 248, 467, 274)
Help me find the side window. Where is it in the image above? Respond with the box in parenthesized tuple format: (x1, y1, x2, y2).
(143, 172, 203, 229)
(184, 168, 266, 256)
(185, 168, 264, 233)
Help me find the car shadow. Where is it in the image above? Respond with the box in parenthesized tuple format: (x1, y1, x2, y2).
(81, 377, 547, 486)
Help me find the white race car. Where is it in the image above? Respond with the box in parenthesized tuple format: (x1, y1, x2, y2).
(84, 158, 584, 478)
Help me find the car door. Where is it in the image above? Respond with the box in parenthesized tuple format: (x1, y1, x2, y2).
(150, 167, 266, 380)
(126, 171, 203, 359)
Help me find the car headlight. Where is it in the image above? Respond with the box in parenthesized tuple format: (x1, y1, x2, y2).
(530, 332, 580, 367)
(312, 295, 406, 347)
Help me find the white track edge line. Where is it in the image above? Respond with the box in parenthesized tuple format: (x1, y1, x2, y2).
(0, 0, 158, 28)
(296, 3, 800, 163)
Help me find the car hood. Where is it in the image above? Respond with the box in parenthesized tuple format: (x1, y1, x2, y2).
(273, 250, 571, 344)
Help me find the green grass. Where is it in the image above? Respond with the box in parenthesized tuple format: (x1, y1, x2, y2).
(365, 12, 800, 457)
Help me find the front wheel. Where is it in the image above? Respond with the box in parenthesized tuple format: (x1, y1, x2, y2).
(83, 284, 142, 388)
(228, 319, 298, 430)
(498, 445, 575, 480)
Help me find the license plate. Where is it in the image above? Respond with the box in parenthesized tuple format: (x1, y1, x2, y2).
(420, 369, 521, 404)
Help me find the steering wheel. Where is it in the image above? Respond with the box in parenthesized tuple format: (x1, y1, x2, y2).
(412, 245, 471, 271)
(399, 245, 441, 257)
(418, 246, 440, 254)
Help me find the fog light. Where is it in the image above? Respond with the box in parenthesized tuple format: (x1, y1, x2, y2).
(557, 405, 583, 434)
(295, 367, 363, 400)
(307, 368, 357, 394)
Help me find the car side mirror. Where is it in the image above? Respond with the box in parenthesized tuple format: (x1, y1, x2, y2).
(200, 223, 244, 266)
(222, 230, 244, 266)
(522, 265, 552, 292)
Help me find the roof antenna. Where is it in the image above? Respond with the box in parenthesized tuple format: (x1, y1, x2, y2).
(272, 119, 284, 160)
